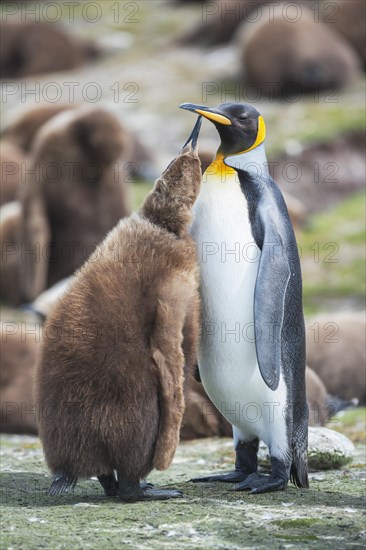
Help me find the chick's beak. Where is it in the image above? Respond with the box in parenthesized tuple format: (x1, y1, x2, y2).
(182, 116, 202, 150)
(180, 103, 232, 126)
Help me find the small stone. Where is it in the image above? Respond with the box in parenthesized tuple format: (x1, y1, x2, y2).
(307, 428, 355, 470)
(258, 427, 355, 471)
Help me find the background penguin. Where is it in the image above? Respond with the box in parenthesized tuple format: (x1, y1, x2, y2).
(2, 103, 157, 182)
(321, 0, 366, 69)
(1, 104, 75, 154)
(306, 312, 365, 405)
(0, 201, 22, 305)
(0, 326, 38, 436)
(238, 5, 360, 96)
(179, 0, 313, 47)
(180, 101, 308, 493)
(0, 142, 23, 205)
(35, 118, 203, 502)
(1, 105, 74, 208)
(0, 106, 131, 305)
(0, 21, 98, 78)
(0, 278, 73, 435)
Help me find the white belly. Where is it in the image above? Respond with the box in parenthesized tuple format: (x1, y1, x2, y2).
(190, 175, 288, 456)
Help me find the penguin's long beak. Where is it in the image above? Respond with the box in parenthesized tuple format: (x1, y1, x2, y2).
(180, 103, 232, 126)
(181, 115, 202, 150)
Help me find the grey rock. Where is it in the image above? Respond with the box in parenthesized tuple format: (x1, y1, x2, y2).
(258, 427, 355, 471)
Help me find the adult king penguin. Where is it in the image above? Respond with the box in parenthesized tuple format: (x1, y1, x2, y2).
(180, 102, 309, 493)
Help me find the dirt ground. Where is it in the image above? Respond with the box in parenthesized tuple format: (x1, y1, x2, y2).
(1, 409, 365, 550)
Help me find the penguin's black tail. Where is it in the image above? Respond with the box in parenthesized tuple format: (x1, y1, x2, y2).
(48, 472, 77, 496)
(290, 450, 309, 489)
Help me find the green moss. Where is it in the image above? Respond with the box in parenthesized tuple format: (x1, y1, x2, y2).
(274, 518, 319, 528)
(307, 451, 353, 470)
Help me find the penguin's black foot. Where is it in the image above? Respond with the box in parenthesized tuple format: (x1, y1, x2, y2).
(99, 476, 153, 497)
(117, 477, 182, 502)
(140, 480, 154, 490)
(98, 474, 118, 497)
(232, 473, 287, 494)
(191, 438, 260, 484)
(190, 470, 248, 483)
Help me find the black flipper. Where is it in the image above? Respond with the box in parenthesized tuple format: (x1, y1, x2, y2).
(48, 472, 77, 496)
(254, 209, 291, 391)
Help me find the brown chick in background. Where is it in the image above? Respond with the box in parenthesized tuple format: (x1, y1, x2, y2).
(0, 106, 131, 306)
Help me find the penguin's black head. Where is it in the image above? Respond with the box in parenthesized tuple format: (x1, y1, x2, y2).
(180, 102, 266, 157)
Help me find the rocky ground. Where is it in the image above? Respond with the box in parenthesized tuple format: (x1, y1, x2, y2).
(1, 409, 365, 549)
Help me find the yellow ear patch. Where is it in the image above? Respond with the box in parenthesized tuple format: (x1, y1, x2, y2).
(195, 109, 232, 126)
(242, 116, 266, 153)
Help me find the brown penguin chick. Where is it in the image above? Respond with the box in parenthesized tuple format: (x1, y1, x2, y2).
(179, 0, 309, 46)
(35, 118, 203, 502)
(2, 104, 75, 154)
(239, 6, 360, 96)
(0, 22, 97, 78)
(0, 278, 73, 435)
(0, 142, 23, 205)
(181, 376, 232, 439)
(306, 312, 366, 405)
(306, 366, 328, 427)
(1, 105, 74, 207)
(321, 0, 366, 69)
(0, 106, 131, 306)
(3, 103, 156, 182)
(0, 325, 39, 435)
(0, 201, 22, 306)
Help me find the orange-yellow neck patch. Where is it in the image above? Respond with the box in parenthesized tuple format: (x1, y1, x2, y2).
(204, 153, 237, 180)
